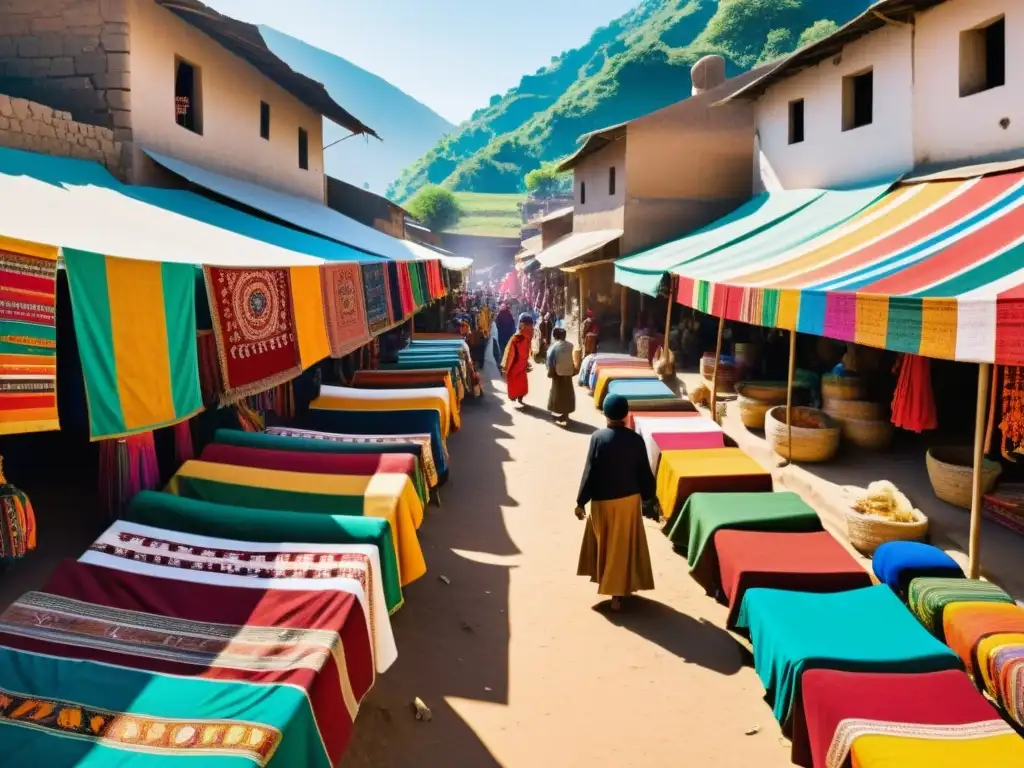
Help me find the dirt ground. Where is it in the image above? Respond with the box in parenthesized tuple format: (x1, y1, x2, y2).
(343, 360, 796, 768)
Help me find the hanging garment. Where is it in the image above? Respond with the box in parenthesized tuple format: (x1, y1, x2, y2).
(891, 354, 938, 433)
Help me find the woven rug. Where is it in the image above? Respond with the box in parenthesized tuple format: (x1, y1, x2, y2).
(361, 263, 391, 334)
(204, 267, 301, 402)
(322, 264, 371, 358)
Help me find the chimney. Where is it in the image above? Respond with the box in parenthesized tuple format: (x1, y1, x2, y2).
(691, 55, 726, 96)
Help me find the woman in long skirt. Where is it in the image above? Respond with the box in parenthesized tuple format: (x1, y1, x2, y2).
(575, 394, 655, 610)
(546, 327, 576, 423)
(501, 313, 534, 405)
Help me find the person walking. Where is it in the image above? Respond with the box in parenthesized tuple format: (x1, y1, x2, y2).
(575, 394, 656, 610)
(501, 313, 534, 406)
(546, 327, 576, 424)
(495, 303, 516, 366)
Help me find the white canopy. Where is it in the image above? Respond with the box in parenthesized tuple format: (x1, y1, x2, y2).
(535, 229, 622, 269)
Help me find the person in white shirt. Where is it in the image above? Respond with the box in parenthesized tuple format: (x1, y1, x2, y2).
(546, 327, 576, 424)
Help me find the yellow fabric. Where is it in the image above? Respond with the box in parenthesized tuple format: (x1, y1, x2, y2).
(919, 298, 958, 361)
(479, 305, 491, 338)
(850, 732, 1024, 767)
(577, 494, 654, 597)
(311, 394, 451, 438)
(592, 367, 657, 407)
(170, 460, 426, 585)
(776, 289, 801, 331)
(656, 448, 771, 522)
(289, 266, 332, 370)
(977, 632, 1024, 698)
(106, 257, 175, 430)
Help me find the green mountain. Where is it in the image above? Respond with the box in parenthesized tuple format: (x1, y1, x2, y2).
(389, 0, 871, 200)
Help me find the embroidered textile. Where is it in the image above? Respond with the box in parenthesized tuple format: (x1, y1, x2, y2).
(826, 718, 1015, 768)
(322, 264, 371, 357)
(0, 238, 59, 435)
(204, 267, 301, 402)
(360, 263, 390, 334)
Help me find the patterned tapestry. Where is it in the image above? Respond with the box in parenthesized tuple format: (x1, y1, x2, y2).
(398, 262, 416, 316)
(0, 237, 59, 435)
(204, 266, 301, 403)
(360, 263, 390, 334)
(64, 250, 203, 440)
(322, 264, 372, 358)
(386, 261, 405, 321)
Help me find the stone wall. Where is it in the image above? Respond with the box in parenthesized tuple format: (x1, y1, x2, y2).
(0, 93, 123, 176)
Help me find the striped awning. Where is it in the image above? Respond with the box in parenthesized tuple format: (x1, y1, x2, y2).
(671, 169, 1024, 365)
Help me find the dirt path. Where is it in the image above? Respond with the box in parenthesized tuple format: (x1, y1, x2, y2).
(343, 360, 796, 768)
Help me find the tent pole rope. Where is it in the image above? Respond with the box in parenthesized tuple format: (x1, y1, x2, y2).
(968, 361, 992, 579)
(710, 313, 725, 422)
(785, 328, 797, 467)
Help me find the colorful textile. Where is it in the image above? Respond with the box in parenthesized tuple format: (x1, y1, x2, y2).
(663, 491, 821, 586)
(289, 265, 331, 370)
(715, 530, 871, 628)
(891, 354, 938, 432)
(0, 236, 59, 435)
(975, 632, 1024, 701)
(606, 379, 676, 408)
(501, 331, 531, 400)
(238, 426, 439, 489)
(871, 541, 963, 595)
(316, 384, 455, 435)
(321, 263, 371, 358)
(943, 602, 1024, 681)
(200, 442, 427, 508)
(587, 358, 654, 390)
(735, 584, 962, 725)
(792, 669, 1015, 768)
(625, 409, 699, 430)
(351, 369, 460, 408)
(168, 459, 425, 586)
(65, 249, 202, 440)
(385, 262, 404, 321)
(634, 415, 724, 473)
(398, 262, 415, 316)
(1000, 648, 1024, 727)
(845, 728, 1024, 768)
(593, 368, 658, 407)
(579, 353, 636, 385)
(576, 494, 654, 597)
(360, 262, 390, 333)
(907, 577, 1014, 638)
(656, 449, 773, 522)
(204, 266, 301, 402)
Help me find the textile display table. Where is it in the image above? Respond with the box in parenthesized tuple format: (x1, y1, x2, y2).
(606, 379, 678, 410)
(791, 669, 1022, 768)
(625, 409, 699, 430)
(381, 358, 466, 389)
(715, 530, 871, 628)
(735, 585, 961, 725)
(167, 459, 426, 587)
(351, 369, 460, 406)
(379, 362, 466, 399)
(317, 384, 457, 434)
(126, 490, 403, 612)
(656, 449, 773, 522)
(579, 353, 636, 385)
(871, 541, 964, 595)
(943, 602, 1024, 682)
(587, 357, 653, 390)
(907, 577, 1014, 639)
(634, 416, 725, 473)
(409, 338, 470, 358)
(592, 367, 658, 407)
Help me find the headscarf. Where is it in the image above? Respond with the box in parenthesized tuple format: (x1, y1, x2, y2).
(518, 312, 534, 326)
(602, 394, 629, 422)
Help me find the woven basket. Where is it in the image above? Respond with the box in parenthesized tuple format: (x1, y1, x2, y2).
(765, 406, 841, 463)
(843, 418, 894, 450)
(821, 374, 867, 402)
(846, 507, 929, 555)
(824, 398, 885, 423)
(926, 446, 1002, 509)
(735, 381, 790, 405)
(700, 356, 736, 393)
(737, 396, 772, 429)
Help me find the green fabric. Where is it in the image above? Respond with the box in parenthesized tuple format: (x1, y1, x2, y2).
(664, 492, 823, 571)
(126, 490, 402, 612)
(168, 473, 364, 516)
(0, 319, 55, 355)
(907, 577, 1015, 638)
(0, 646, 329, 767)
(162, 261, 202, 420)
(735, 585, 962, 724)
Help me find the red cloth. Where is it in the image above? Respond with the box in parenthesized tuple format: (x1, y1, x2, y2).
(792, 669, 999, 767)
(652, 431, 725, 452)
(24, 560, 373, 765)
(504, 332, 531, 400)
(626, 411, 701, 430)
(715, 531, 872, 629)
(891, 353, 938, 432)
(200, 443, 417, 479)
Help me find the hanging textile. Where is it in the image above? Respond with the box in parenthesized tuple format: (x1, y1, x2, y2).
(399, 262, 416, 317)
(0, 236, 59, 436)
(289, 265, 331, 370)
(386, 261, 404, 322)
(999, 366, 1024, 457)
(204, 266, 301, 403)
(0, 456, 35, 560)
(361, 262, 390, 334)
(196, 330, 221, 407)
(65, 250, 203, 440)
(322, 263, 372, 357)
(410, 262, 425, 309)
(891, 353, 938, 433)
(98, 431, 160, 518)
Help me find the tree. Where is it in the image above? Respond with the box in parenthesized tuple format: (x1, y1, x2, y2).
(524, 162, 572, 198)
(797, 19, 839, 49)
(406, 185, 463, 232)
(758, 28, 793, 64)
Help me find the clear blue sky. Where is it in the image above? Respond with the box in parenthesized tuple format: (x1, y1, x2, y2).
(206, 0, 638, 125)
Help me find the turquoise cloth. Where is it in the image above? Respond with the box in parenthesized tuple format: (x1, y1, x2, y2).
(607, 379, 675, 399)
(735, 584, 962, 725)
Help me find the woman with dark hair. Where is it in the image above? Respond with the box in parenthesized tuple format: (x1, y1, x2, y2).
(575, 394, 656, 610)
(501, 313, 534, 405)
(495, 302, 516, 365)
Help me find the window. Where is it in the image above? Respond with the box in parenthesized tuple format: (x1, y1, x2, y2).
(174, 58, 202, 134)
(960, 16, 1006, 97)
(298, 127, 309, 170)
(260, 101, 271, 140)
(608, 166, 616, 196)
(842, 69, 873, 131)
(580, 181, 586, 205)
(788, 98, 805, 144)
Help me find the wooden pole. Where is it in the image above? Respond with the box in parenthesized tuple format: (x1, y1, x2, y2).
(662, 277, 675, 363)
(784, 328, 797, 466)
(968, 362, 992, 579)
(578, 270, 587, 347)
(619, 284, 628, 344)
(710, 314, 725, 422)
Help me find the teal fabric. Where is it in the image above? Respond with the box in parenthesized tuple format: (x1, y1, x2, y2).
(0, 647, 329, 767)
(735, 585, 962, 725)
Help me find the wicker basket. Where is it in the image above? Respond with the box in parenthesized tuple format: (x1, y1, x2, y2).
(700, 355, 736, 393)
(846, 507, 929, 555)
(765, 406, 841, 463)
(821, 374, 867, 402)
(824, 398, 885, 423)
(735, 381, 790, 405)
(843, 418, 895, 450)
(737, 396, 773, 429)
(926, 446, 1002, 509)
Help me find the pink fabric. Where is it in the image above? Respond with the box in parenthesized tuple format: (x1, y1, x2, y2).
(199, 443, 418, 478)
(652, 432, 725, 452)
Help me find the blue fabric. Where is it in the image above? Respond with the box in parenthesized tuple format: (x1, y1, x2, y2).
(607, 380, 675, 399)
(872, 541, 964, 593)
(578, 354, 596, 385)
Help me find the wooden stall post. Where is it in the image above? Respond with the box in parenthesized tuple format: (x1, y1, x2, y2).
(620, 284, 628, 344)
(710, 314, 725, 423)
(578, 270, 587, 347)
(662, 277, 675, 364)
(784, 328, 798, 467)
(968, 362, 992, 579)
